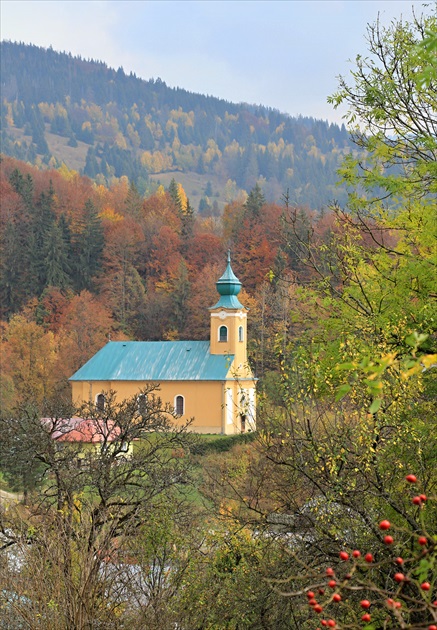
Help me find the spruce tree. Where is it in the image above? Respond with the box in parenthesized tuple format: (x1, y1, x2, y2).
(0, 220, 30, 316)
(181, 198, 195, 248)
(168, 177, 182, 211)
(73, 199, 104, 291)
(84, 147, 99, 178)
(29, 184, 56, 293)
(125, 180, 143, 218)
(244, 183, 265, 219)
(43, 220, 71, 290)
(9, 169, 34, 209)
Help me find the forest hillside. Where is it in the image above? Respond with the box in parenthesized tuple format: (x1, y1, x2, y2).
(1, 41, 352, 210)
(1, 153, 331, 408)
(0, 12, 436, 630)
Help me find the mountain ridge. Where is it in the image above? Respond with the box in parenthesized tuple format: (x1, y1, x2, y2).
(1, 41, 352, 209)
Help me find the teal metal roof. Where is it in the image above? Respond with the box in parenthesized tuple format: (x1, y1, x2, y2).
(69, 341, 234, 382)
(210, 294, 246, 309)
(210, 251, 245, 310)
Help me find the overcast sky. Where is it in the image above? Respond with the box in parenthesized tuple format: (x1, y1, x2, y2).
(0, 1, 428, 124)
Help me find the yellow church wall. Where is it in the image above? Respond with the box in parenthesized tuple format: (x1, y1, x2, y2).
(72, 379, 226, 434)
(71, 376, 256, 435)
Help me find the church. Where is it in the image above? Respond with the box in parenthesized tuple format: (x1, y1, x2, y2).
(69, 253, 256, 434)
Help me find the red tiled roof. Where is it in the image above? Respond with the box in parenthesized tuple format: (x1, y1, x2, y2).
(44, 417, 122, 443)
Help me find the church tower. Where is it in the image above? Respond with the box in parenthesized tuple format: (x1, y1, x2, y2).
(209, 252, 248, 373)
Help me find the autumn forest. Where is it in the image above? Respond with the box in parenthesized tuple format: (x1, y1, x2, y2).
(0, 11, 437, 630)
(0, 153, 317, 410)
(1, 42, 352, 210)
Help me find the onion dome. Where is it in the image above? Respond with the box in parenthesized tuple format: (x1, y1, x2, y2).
(210, 251, 245, 310)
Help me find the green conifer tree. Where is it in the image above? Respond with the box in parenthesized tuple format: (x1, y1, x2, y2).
(43, 220, 71, 290)
(73, 200, 104, 291)
(168, 177, 182, 211)
(244, 183, 266, 219)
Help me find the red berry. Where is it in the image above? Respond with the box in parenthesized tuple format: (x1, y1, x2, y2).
(379, 519, 391, 530)
(394, 573, 404, 582)
(327, 621, 336, 628)
(307, 591, 315, 599)
(386, 598, 394, 607)
(364, 553, 373, 563)
(428, 626, 437, 630)
(314, 604, 323, 613)
(412, 496, 422, 505)
(396, 557, 404, 564)
(318, 588, 325, 595)
(394, 601, 402, 609)
(418, 536, 428, 546)
(339, 551, 349, 561)
(333, 594, 341, 602)
(362, 613, 371, 622)
(352, 549, 361, 558)
(421, 582, 431, 591)
(406, 474, 417, 483)
(326, 567, 335, 576)
(328, 580, 336, 588)
(420, 494, 427, 502)
(321, 622, 328, 628)
(384, 535, 394, 545)
(360, 600, 371, 609)
(309, 598, 317, 606)
(345, 573, 352, 579)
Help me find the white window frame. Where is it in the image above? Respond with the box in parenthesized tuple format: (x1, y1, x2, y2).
(218, 325, 228, 342)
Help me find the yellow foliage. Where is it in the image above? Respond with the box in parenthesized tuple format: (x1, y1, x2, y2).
(99, 207, 124, 223)
(169, 108, 194, 127)
(38, 102, 55, 121)
(55, 103, 68, 118)
(127, 123, 140, 147)
(177, 183, 188, 212)
(58, 163, 79, 181)
(172, 137, 181, 152)
(4, 102, 13, 126)
(141, 151, 153, 170)
(166, 119, 178, 136)
(130, 104, 140, 122)
(225, 112, 238, 123)
(87, 103, 103, 122)
(114, 132, 127, 150)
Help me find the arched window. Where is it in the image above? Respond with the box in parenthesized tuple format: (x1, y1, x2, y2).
(175, 395, 184, 415)
(219, 325, 228, 342)
(96, 393, 105, 411)
(137, 394, 148, 415)
(238, 325, 244, 342)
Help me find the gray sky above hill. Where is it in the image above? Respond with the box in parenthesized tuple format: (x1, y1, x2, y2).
(0, 0, 428, 124)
